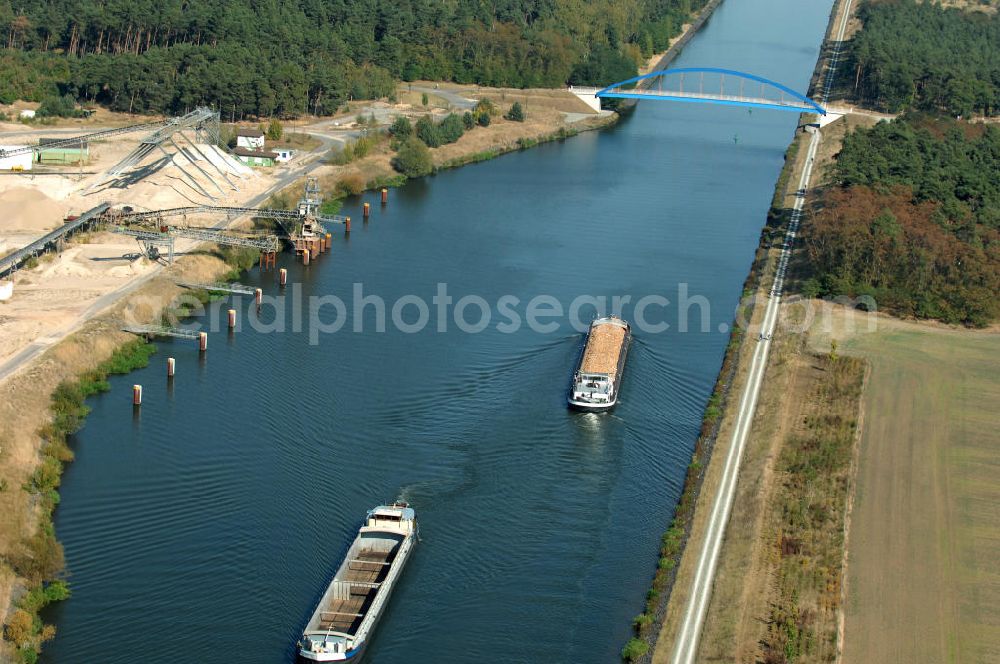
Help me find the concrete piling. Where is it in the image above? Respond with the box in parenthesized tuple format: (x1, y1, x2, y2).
(279, 268, 287, 286)
(133, 384, 142, 406)
(167, 357, 175, 377)
(199, 332, 208, 352)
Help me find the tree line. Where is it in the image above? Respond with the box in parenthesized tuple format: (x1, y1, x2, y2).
(802, 116, 1000, 326)
(0, 0, 707, 118)
(840, 0, 1000, 116)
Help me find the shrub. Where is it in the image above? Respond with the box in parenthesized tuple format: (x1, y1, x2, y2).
(421, 92, 429, 106)
(439, 113, 465, 144)
(389, 115, 412, 139)
(218, 245, 259, 272)
(462, 111, 475, 129)
(4, 610, 33, 647)
(266, 118, 283, 141)
(632, 612, 654, 635)
(474, 99, 498, 117)
(477, 112, 491, 128)
(621, 638, 649, 662)
(330, 134, 375, 165)
(37, 94, 84, 118)
(319, 198, 342, 215)
(505, 101, 525, 122)
(415, 115, 442, 147)
(392, 136, 433, 177)
(335, 173, 366, 197)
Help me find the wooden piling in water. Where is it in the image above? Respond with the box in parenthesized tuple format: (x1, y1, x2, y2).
(228, 309, 237, 328)
(279, 268, 287, 286)
(133, 384, 142, 405)
(303, 249, 311, 265)
(363, 202, 370, 218)
(167, 358, 175, 377)
(199, 332, 208, 351)
(381, 188, 388, 204)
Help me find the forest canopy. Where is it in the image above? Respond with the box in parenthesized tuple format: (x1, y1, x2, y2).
(840, 0, 1000, 116)
(803, 116, 1000, 326)
(0, 0, 707, 118)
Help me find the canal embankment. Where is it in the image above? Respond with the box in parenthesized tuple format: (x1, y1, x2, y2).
(634, 0, 864, 660)
(0, 248, 247, 662)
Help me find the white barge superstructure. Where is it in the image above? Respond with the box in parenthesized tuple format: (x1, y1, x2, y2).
(298, 502, 417, 661)
(568, 316, 631, 411)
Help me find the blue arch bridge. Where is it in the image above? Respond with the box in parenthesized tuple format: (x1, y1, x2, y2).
(582, 68, 827, 115)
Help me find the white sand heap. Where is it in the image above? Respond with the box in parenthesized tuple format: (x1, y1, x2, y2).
(171, 144, 254, 178)
(1, 187, 69, 231)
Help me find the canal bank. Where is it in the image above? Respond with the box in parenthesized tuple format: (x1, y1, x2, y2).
(642, 0, 853, 660)
(7, 0, 836, 662)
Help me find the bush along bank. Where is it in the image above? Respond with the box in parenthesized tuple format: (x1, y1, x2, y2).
(620, 127, 806, 662)
(435, 122, 613, 172)
(3, 240, 263, 663)
(4, 338, 156, 663)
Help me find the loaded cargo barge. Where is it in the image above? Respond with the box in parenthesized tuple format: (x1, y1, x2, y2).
(568, 316, 631, 411)
(298, 503, 417, 661)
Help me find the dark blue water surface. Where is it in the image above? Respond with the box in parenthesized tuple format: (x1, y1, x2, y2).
(44, 0, 833, 661)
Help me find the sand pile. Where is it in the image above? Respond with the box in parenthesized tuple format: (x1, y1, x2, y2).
(1, 187, 69, 231)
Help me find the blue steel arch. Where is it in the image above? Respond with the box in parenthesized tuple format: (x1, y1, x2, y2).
(595, 67, 827, 116)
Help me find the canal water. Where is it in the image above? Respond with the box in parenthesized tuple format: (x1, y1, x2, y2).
(43, 0, 834, 661)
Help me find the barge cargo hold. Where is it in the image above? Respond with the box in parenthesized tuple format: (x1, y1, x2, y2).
(298, 503, 417, 661)
(568, 316, 631, 411)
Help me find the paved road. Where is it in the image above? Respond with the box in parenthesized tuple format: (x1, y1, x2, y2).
(668, 0, 851, 661)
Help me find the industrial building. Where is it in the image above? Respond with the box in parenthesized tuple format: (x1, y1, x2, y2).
(37, 137, 89, 165)
(236, 128, 266, 150)
(233, 146, 277, 167)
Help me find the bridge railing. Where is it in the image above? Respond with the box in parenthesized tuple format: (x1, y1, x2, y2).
(596, 67, 826, 115)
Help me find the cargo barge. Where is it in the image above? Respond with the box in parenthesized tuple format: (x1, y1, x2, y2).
(568, 316, 631, 411)
(298, 502, 417, 661)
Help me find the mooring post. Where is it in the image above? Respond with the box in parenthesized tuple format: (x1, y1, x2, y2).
(133, 384, 142, 406)
(167, 358, 175, 378)
(199, 332, 208, 352)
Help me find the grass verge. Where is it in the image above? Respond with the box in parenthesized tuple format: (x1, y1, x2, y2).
(760, 352, 865, 663)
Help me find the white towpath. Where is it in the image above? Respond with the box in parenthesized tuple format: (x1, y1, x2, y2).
(669, 0, 852, 659)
